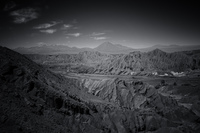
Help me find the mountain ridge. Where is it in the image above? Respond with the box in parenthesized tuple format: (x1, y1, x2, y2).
(13, 42, 200, 54)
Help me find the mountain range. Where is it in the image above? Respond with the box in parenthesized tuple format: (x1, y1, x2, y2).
(14, 44, 93, 54)
(13, 42, 200, 55)
(138, 44, 200, 53)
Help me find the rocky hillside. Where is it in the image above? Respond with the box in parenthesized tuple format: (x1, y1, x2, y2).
(25, 51, 110, 73)
(94, 49, 200, 75)
(72, 76, 200, 132)
(26, 51, 109, 65)
(26, 49, 200, 75)
(0, 46, 200, 132)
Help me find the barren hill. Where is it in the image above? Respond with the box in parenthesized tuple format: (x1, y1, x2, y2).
(94, 49, 200, 75)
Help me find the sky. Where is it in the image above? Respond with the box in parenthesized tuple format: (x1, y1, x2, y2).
(0, 0, 200, 49)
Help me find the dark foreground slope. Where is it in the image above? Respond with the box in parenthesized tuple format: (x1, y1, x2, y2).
(1, 46, 200, 133)
(0, 46, 112, 133)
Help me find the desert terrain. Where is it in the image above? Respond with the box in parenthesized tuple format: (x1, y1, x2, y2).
(1, 45, 200, 133)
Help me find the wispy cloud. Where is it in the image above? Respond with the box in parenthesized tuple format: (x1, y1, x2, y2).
(66, 33, 81, 37)
(93, 37, 107, 40)
(64, 24, 73, 28)
(91, 32, 106, 36)
(40, 29, 57, 34)
(90, 32, 108, 40)
(10, 7, 39, 24)
(61, 24, 73, 30)
(33, 21, 62, 29)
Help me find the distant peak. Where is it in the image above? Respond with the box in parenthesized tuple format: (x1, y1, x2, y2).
(101, 41, 114, 45)
(95, 42, 115, 49)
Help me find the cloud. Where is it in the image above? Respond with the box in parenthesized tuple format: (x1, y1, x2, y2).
(93, 37, 107, 40)
(33, 21, 62, 29)
(40, 29, 57, 34)
(61, 24, 73, 30)
(91, 32, 105, 36)
(90, 32, 108, 40)
(4, 1, 16, 11)
(66, 33, 81, 37)
(10, 7, 39, 24)
(64, 24, 73, 28)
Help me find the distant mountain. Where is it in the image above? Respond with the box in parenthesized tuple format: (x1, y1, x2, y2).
(152, 44, 179, 48)
(14, 42, 134, 55)
(14, 45, 93, 54)
(138, 44, 200, 53)
(94, 42, 134, 54)
(13, 42, 200, 55)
